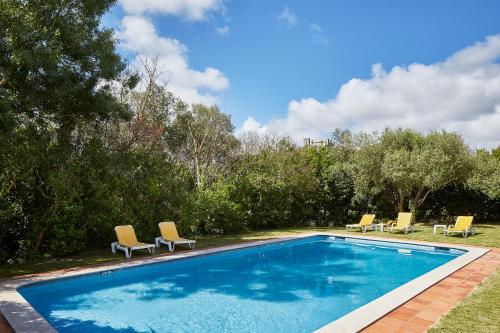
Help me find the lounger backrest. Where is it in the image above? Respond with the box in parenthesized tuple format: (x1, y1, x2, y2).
(360, 214, 376, 226)
(115, 225, 138, 246)
(159, 222, 180, 239)
(455, 216, 473, 230)
(396, 212, 412, 227)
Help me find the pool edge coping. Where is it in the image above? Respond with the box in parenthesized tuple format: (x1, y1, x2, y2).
(0, 233, 489, 333)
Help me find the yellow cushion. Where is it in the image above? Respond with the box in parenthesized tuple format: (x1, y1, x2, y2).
(159, 222, 185, 241)
(359, 214, 376, 226)
(452, 216, 473, 231)
(115, 225, 140, 247)
(396, 212, 412, 228)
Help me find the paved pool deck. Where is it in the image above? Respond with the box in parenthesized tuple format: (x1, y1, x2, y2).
(0, 233, 497, 333)
(360, 247, 500, 333)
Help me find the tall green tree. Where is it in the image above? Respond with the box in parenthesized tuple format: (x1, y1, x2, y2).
(167, 104, 239, 187)
(467, 149, 500, 200)
(0, 0, 133, 152)
(351, 129, 472, 219)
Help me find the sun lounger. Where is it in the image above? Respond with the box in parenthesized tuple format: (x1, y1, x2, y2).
(111, 225, 155, 259)
(444, 216, 475, 238)
(155, 222, 196, 252)
(346, 214, 376, 232)
(387, 212, 414, 234)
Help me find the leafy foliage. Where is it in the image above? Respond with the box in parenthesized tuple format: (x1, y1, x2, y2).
(0, 1, 498, 264)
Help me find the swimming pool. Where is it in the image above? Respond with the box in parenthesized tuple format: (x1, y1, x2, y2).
(16, 235, 467, 333)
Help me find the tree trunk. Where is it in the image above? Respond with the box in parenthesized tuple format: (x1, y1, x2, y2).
(57, 115, 76, 158)
(194, 154, 201, 187)
(32, 226, 48, 256)
(411, 188, 432, 223)
(398, 196, 405, 212)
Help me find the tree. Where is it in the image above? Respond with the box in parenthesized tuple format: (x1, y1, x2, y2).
(105, 57, 179, 153)
(467, 150, 500, 199)
(351, 129, 472, 219)
(0, 0, 133, 153)
(167, 104, 239, 187)
(492, 146, 500, 160)
(231, 138, 318, 229)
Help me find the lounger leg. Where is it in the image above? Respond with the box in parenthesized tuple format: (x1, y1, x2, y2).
(168, 242, 174, 252)
(111, 242, 117, 254)
(125, 248, 131, 259)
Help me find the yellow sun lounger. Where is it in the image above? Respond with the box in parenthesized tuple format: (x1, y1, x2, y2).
(444, 216, 475, 238)
(111, 225, 155, 259)
(388, 212, 414, 234)
(155, 222, 196, 252)
(345, 214, 376, 232)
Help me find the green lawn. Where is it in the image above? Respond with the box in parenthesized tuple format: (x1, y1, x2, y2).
(0, 223, 498, 332)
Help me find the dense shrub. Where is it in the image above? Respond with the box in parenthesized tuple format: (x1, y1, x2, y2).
(230, 144, 318, 229)
(182, 183, 244, 235)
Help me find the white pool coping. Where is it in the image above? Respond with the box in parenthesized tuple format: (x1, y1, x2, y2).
(0, 233, 489, 333)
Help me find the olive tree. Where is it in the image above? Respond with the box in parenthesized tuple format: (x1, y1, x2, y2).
(467, 149, 500, 199)
(352, 129, 472, 219)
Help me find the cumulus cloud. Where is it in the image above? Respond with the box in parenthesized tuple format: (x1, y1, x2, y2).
(119, 0, 223, 21)
(277, 7, 297, 28)
(118, 15, 229, 105)
(239, 35, 500, 148)
(236, 117, 268, 136)
(310, 23, 329, 46)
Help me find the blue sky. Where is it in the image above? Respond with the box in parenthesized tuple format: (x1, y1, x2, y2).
(107, 0, 500, 148)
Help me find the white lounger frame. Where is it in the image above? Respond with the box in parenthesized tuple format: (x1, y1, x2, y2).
(345, 224, 375, 232)
(444, 226, 476, 238)
(111, 242, 155, 259)
(155, 237, 196, 252)
(388, 225, 415, 234)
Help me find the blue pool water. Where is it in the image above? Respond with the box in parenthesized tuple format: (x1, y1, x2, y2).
(19, 236, 463, 332)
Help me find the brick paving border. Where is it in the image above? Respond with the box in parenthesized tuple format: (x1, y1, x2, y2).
(361, 248, 500, 333)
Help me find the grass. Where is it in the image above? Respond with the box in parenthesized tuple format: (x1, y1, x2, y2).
(1, 223, 499, 280)
(427, 269, 500, 333)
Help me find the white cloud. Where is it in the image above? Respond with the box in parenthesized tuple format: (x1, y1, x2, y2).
(310, 23, 329, 46)
(239, 35, 500, 148)
(236, 117, 268, 136)
(118, 15, 229, 105)
(215, 25, 230, 35)
(119, 0, 223, 21)
(277, 7, 297, 28)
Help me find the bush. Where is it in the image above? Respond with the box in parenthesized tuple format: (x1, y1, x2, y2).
(183, 183, 244, 235)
